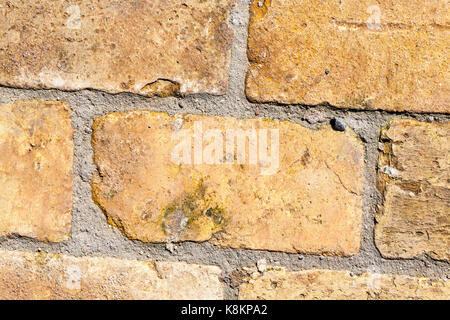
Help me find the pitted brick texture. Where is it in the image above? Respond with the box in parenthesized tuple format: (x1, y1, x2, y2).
(239, 268, 450, 300)
(0, 0, 235, 96)
(91, 111, 364, 256)
(246, 0, 449, 112)
(376, 120, 450, 262)
(0, 250, 223, 300)
(0, 100, 73, 242)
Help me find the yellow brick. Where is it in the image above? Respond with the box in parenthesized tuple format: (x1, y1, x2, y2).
(376, 119, 450, 262)
(239, 268, 449, 300)
(246, 0, 449, 113)
(0, 250, 223, 299)
(0, 100, 73, 242)
(91, 111, 364, 256)
(0, 0, 235, 95)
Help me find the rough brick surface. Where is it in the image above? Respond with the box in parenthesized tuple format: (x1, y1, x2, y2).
(0, 0, 448, 302)
(0, 250, 223, 300)
(376, 120, 450, 262)
(92, 111, 364, 256)
(246, 0, 450, 113)
(0, 100, 73, 242)
(0, 0, 234, 96)
(238, 268, 450, 300)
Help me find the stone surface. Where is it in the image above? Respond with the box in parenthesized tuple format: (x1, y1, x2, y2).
(0, 250, 223, 299)
(0, 0, 234, 96)
(238, 268, 450, 300)
(91, 111, 364, 256)
(376, 119, 450, 262)
(246, 0, 450, 113)
(0, 100, 73, 242)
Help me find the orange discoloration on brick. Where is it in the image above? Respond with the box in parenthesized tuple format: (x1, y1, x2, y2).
(0, 100, 73, 242)
(0, 250, 223, 300)
(0, 0, 235, 96)
(376, 120, 450, 262)
(239, 268, 450, 300)
(246, 0, 450, 113)
(91, 111, 364, 256)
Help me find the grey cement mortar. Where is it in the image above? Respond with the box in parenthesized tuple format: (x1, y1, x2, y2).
(0, 0, 448, 299)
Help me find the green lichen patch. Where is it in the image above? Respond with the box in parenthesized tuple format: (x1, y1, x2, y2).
(161, 179, 227, 241)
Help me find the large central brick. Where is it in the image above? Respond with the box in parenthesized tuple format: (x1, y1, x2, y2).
(246, 0, 449, 113)
(0, 0, 235, 96)
(91, 111, 364, 256)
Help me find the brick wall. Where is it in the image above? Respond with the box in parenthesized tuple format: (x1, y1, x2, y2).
(0, 0, 448, 300)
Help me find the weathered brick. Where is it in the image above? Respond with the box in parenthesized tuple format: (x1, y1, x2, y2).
(0, 0, 234, 96)
(238, 268, 450, 300)
(376, 120, 450, 262)
(91, 111, 364, 256)
(0, 250, 223, 299)
(246, 0, 450, 113)
(0, 100, 73, 242)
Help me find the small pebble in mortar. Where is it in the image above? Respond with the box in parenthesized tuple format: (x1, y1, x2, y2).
(257, 259, 267, 272)
(331, 117, 347, 131)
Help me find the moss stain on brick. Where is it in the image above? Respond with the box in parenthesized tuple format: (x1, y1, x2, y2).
(161, 178, 227, 242)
